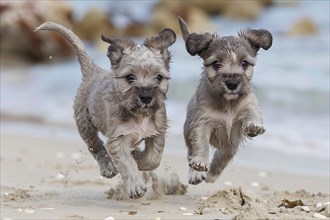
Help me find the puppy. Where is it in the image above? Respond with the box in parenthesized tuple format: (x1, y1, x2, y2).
(178, 18, 272, 185)
(36, 22, 176, 198)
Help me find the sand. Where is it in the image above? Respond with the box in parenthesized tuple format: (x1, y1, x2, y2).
(1, 124, 329, 220)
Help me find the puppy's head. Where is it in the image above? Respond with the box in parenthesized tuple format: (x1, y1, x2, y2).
(179, 17, 272, 101)
(101, 29, 176, 116)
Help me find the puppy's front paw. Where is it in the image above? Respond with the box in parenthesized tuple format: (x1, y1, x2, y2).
(189, 157, 209, 172)
(126, 177, 147, 199)
(243, 122, 265, 137)
(98, 155, 118, 178)
(188, 168, 206, 185)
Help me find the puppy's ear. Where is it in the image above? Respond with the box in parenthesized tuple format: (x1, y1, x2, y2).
(239, 28, 273, 54)
(178, 17, 213, 57)
(144, 28, 176, 70)
(101, 35, 135, 69)
(144, 28, 176, 50)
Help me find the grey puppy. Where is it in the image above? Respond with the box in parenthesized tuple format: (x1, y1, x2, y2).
(178, 18, 272, 185)
(36, 22, 176, 198)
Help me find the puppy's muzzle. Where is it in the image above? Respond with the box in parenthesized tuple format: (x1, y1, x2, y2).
(225, 79, 239, 91)
(139, 90, 153, 104)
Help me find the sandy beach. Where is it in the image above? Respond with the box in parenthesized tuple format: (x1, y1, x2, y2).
(1, 121, 329, 220)
(1, 0, 329, 219)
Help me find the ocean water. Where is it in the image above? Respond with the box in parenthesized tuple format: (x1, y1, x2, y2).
(1, 1, 329, 164)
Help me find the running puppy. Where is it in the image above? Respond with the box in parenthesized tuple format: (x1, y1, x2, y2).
(36, 22, 176, 198)
(179, 17, 272, 185)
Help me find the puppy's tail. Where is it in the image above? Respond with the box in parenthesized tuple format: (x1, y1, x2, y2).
(35, 22, 101, 78)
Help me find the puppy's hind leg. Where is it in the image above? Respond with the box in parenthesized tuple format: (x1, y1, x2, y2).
(75, 111, 117, 178)
(206, 148, 237, 183)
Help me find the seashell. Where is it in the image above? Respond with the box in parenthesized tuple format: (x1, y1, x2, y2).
(179, 207, 187, 211)
(56, 173, 65, 179)
(251, 182, 260, 187)
(201, 196, 208, 201)
(313, 213, 327, 219)
(258, 171, 268, 178)
(300, 206, 310, 212)
(40, 207, 55, 210)
(104, 217, 115, 220)
(316, 203, 322, 208)
(155, 217, 161, 220)
(224, 181, 233, 186)
(183, 213, 193, 216)
(25, 209, 35, 214)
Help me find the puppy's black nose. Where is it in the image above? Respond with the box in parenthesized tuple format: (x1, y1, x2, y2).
(139, 90, 153, 104)
(225, 80, 239, 90)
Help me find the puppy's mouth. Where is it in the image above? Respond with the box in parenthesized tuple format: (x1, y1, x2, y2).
(223, 85, 241, 100)
(224, 92, 239, 100)
(129, 100, 159, 116)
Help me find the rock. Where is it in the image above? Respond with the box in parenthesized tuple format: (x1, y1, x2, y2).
(74, 8, 116, 41)
(0, 1, 75, 64)
(202, 207, 211, 214)
(149, 5, 179, 35)
(182, 1, 227, 15)
(222, 1, 264, 21)
(287, 17, 319, 36)
(181, 6, 214, 33)
(313, 213, 327, 219)
(300, 206, 310, 212)
(148, 1, 214, 36)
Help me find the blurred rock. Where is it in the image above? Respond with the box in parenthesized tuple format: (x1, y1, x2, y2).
(181, 7, 214, 33)
(287, 17, 319, 36)
(152, 0, 273, 22)
(0, 1, 75, 65)
(149, 3, 180, 35)
(74, 8, 116, 42)
(121, 21, 149, 37)
(149, 1, 214, 36)
(222, 1, 264, 21)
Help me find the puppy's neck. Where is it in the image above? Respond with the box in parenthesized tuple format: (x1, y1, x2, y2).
(120, 107, 152, 122)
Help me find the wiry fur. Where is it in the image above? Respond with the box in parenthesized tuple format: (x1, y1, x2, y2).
(36, 22, 176, 198)
(179, 17, 272, 185)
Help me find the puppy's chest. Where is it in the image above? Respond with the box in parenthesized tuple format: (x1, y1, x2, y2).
(203, 108, 238, 129)
(116, 117, 159, 145)
(203, 108, 243, 139)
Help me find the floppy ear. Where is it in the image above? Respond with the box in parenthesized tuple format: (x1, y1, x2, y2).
(144, 28, 176, 70)
(178, 17, 213, 56)
(239, 28, 273, 54)
(101, 35, 135, 69)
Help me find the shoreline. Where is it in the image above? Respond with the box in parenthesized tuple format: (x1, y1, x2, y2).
(2, 120, 330, 178)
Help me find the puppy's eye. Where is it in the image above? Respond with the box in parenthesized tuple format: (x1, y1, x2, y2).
(240, 61, 249, 70)
(126, 74, 136, 83)
(211, 61, 222, 70)
(156, 74, 163, 82)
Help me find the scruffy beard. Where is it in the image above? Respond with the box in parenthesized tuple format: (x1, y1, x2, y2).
(223, 85, 241, 100)
(129, 102, 160, 117)
(121, 95, 164, 118)
(223, 93, 239, 100)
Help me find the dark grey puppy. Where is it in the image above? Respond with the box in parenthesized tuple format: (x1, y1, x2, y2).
(179, 18, 272, 185)
(36, 22, 176, 198)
